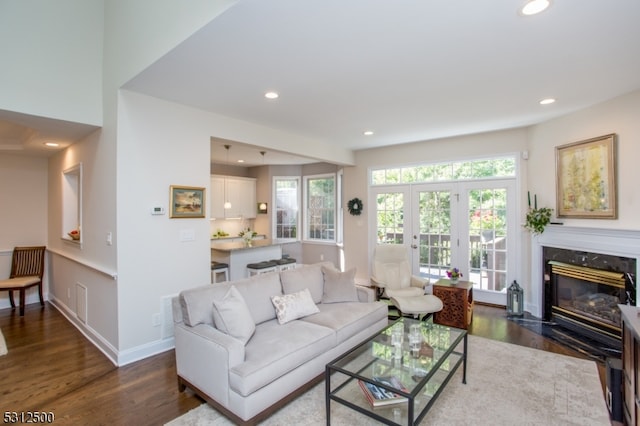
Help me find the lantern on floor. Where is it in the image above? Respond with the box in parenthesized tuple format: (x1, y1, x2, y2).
(507, 280, 524, 316)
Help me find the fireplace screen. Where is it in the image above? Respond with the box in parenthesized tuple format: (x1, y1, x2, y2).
(550, 261, 626, 342)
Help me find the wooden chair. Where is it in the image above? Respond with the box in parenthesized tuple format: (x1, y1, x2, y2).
(0, 246, 46, 316)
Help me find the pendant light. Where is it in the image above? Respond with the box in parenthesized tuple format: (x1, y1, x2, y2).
(223, 145, 232, 209)
(259, 151, 267, 211)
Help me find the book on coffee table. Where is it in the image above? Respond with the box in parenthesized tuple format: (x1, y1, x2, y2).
(358, 376, 408, 407)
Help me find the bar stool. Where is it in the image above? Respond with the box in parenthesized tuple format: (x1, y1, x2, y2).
(246, 261, 278, 277)
(271, 258, 297, 272)
(211, 261, 229, 284)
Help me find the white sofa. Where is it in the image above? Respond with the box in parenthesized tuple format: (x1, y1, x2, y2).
(172, 262, 389, 425)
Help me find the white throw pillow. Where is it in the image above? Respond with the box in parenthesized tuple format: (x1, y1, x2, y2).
(321, 266, 359, 303)
(270, 288, 320, 325)
(212, 285, 256, 344)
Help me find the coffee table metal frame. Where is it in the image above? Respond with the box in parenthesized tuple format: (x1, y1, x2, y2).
(325, 317, 467, 426)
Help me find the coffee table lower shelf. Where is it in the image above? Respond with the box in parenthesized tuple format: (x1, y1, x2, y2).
(325, 318, 467, 426)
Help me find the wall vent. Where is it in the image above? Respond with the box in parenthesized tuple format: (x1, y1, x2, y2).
(161, 294, 177, 339)
(76, 282, 87, 323)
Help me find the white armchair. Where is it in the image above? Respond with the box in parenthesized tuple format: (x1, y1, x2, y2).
(371, 243, 443, 319)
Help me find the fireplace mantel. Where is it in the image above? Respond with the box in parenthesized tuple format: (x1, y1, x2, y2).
(529, 225, 640, 317)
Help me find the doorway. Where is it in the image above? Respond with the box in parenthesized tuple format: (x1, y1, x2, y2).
(372, 179, 516, 305)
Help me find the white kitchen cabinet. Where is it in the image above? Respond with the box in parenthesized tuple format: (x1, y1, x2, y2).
(210, 175, 256, 219)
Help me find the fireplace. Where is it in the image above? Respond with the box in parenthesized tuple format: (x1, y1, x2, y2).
(547, 260, 630, 348)
(528, 226, 640, 358)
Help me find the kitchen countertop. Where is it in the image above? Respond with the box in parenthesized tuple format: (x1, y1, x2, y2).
(211, 238, 297, 252)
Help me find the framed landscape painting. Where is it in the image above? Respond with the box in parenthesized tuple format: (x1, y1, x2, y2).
(170, 185, 205, 218)
(555, 134, 617, 219)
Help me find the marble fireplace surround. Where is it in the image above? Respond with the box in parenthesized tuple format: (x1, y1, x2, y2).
(530, 225, 640, 318)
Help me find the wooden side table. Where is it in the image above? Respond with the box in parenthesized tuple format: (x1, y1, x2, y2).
(433, 279, 474, 330)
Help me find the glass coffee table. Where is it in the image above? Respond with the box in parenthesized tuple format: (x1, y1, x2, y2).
(325, 317, 467, 425)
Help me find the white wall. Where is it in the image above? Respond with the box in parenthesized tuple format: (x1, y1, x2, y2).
(346, 128, 529, 282)
(0, 0, 103, 126)
(526, 90, 640, 229)
(524, 89, 640, 310)
(41, 0, 241, 365)
(46, 128, 120, 354)
(0, 154, 48, 309)
(116, 92, 213, 355)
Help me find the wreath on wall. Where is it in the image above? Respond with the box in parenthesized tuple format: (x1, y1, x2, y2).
(347, 197, 363, 216)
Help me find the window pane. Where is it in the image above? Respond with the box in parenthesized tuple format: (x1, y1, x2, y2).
(468, 187, 508, 292)
(375, 192, 404, 244)
(274, 178, 299, 239)
(306, 175, 335, 241)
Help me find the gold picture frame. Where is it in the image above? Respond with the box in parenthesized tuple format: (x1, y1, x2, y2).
(170, 185, 205, 218)
(555, 134, 617, 219)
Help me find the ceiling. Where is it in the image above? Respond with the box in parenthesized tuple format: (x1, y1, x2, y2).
(4, 1, 640, 164)
(0, 109, 98, 157)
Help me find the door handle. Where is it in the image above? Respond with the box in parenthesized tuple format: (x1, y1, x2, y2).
(411, 244, 418, 249)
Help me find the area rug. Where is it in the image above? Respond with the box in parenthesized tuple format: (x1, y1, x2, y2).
(166, 335, 610, 426)
(0, 328, 7, 356)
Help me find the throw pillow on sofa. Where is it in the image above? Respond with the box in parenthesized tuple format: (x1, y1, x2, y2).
(271, 288, 320, 325)
(212, 285, 256, 344)
(280, 263, 326, 303)
(321, 266, 359, 303)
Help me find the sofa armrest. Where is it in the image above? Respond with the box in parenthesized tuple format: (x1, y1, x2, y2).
(356, 285, 376, 303)
(174, 323, 245, 405)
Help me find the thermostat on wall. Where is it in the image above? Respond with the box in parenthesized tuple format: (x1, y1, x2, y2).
(151, 206, 165, 215)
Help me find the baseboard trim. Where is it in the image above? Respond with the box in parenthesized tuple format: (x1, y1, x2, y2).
(48, 297, 175, 367)
(48, 297, 119, 366)
(475, 301, 506, 309)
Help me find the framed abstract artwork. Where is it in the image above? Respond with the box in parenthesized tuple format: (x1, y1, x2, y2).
(170, 185, 205, 218)
(555, 134, 617, 219)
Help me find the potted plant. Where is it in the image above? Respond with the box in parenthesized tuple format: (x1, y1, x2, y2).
(524, 207, 553, 235)
(239, 228, 258, 246)
(446, 267, 463, 284)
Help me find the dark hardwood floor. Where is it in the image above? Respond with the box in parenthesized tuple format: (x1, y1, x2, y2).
(0, 302, 607, 425)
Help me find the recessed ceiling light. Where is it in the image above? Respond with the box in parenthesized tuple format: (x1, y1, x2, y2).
(520, 0, 551, 16)
(363, 130, 374, 136)
(44, 142, 60, 147)
(539, 98, 556, 105)
(264, 91, 279, 99)
(237, 159, 244, 163)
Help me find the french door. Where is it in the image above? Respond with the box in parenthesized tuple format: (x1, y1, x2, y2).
(373, 179, 516, 305)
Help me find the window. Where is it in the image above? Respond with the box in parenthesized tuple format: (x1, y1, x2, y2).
(371, 156, 516, 185)
(304, 174, 335, 242)
(370, 155, 518, 305)
(273, 177, 300, 239)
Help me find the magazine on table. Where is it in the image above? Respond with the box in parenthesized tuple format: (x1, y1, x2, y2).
(358, 375, 409, 407)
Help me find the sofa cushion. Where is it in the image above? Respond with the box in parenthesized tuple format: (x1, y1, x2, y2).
(229, 319, 335, 396)
(271, 288, 319, 325)
(180, 284, 221, 327)
(231, 273, 283, 325)
(321, 266, 359, 303)
(212, 285, 255, 344)
(280, 262, 332, 304)
(301, 301, 388, 345)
